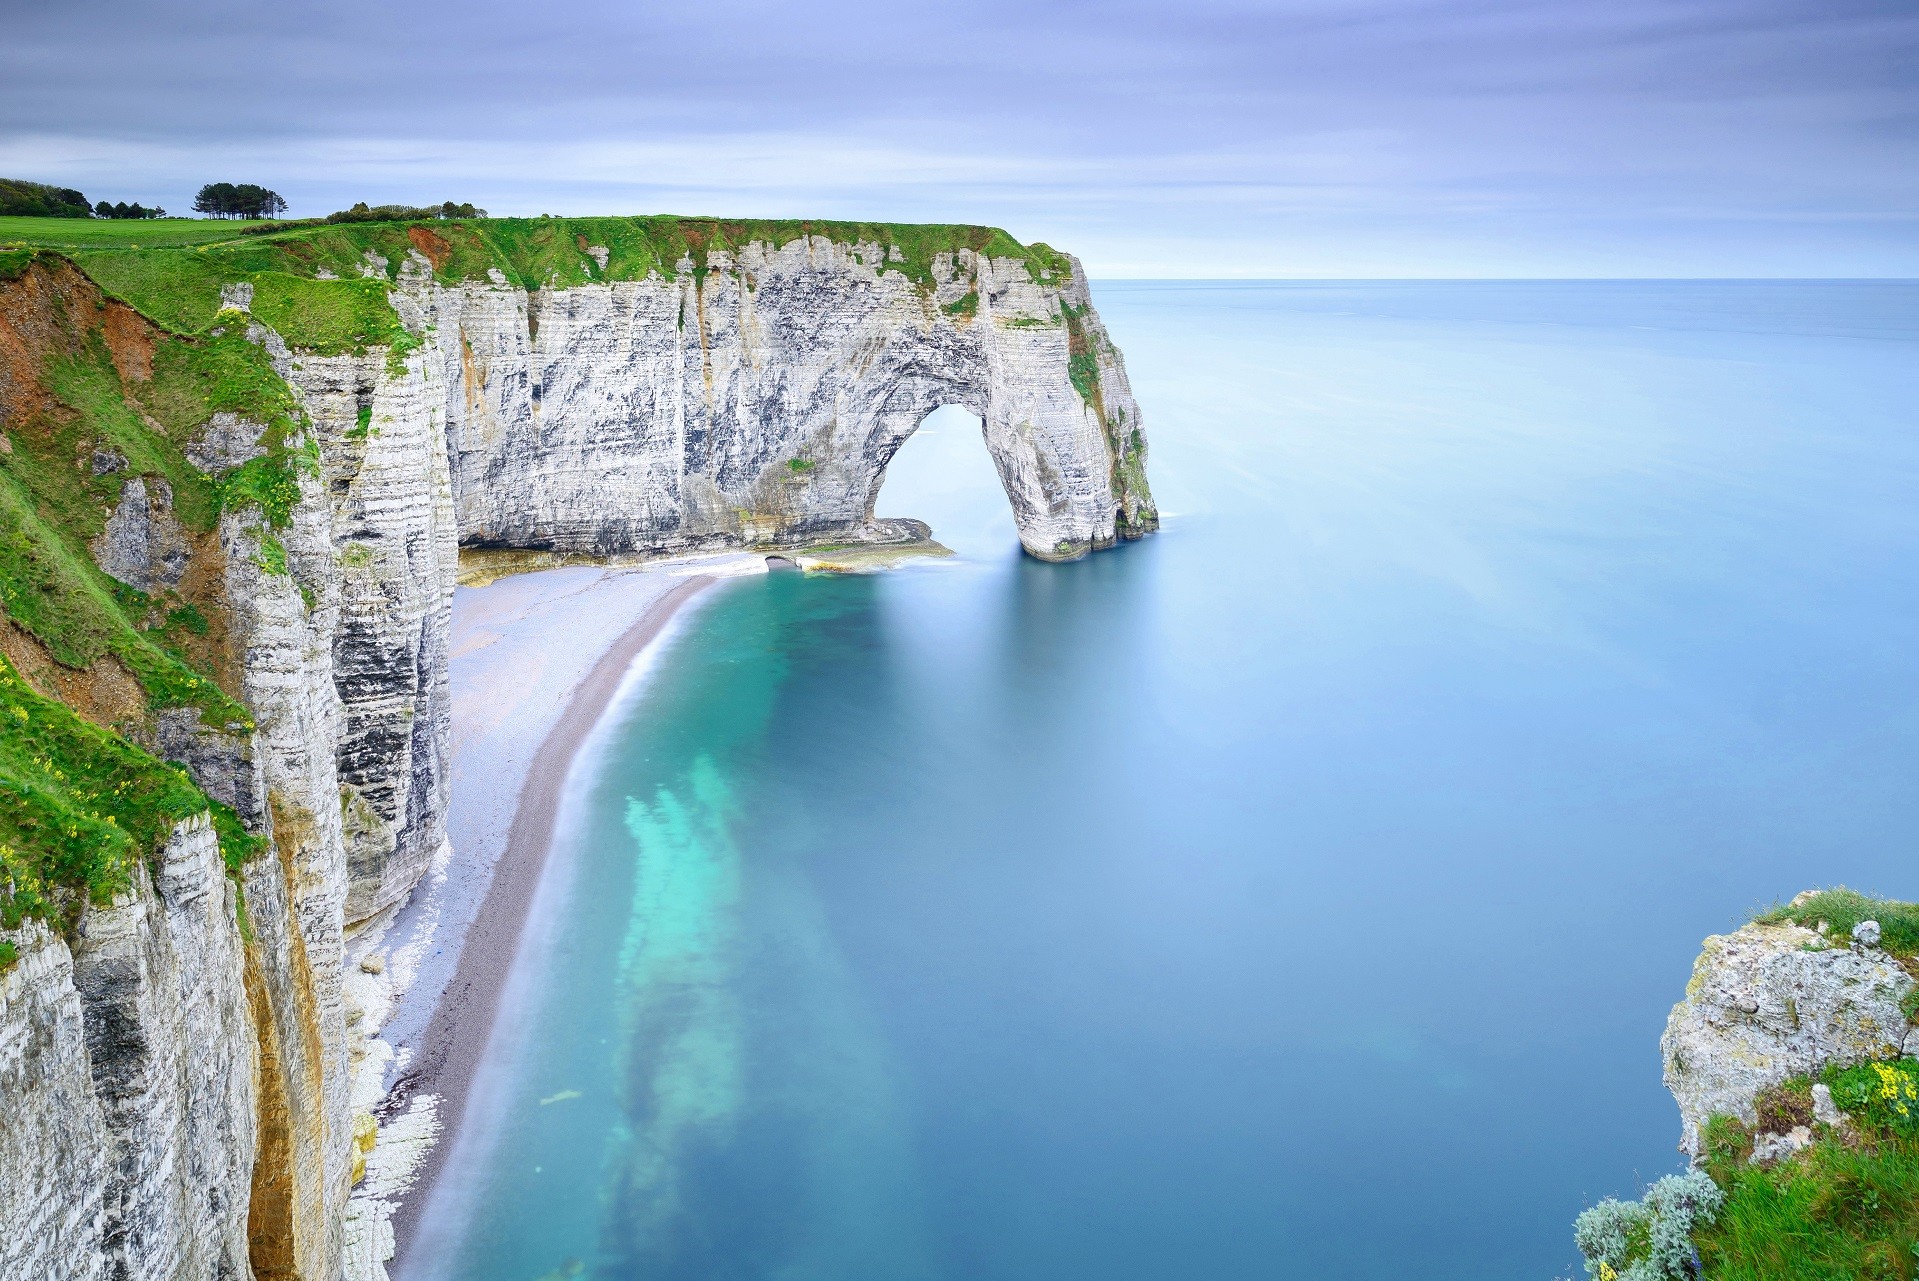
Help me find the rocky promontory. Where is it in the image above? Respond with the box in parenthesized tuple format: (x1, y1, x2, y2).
(1575, 890, 1919, 1280)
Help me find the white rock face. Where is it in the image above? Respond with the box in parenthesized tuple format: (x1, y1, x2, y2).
(0, 920, 109, 1281)
(284, 340, 458, 927)
(187, 412, 268, 472)
(221, 463, 356, 1281)
(1661, 920, 1916, 1157)
(0, 818, 254, 1281)
(413, 238, 1155, 562)
(1749, 1125, 1814, 1164)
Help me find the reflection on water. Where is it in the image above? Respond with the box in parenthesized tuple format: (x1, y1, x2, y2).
(428, 282, 1919, 1281)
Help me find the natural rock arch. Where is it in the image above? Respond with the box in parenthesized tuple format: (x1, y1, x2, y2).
(405, 235, 1157, 561)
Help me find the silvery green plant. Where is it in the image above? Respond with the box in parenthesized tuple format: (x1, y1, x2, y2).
(1574, 1196, 1649, 1280)
(1573, 1172, 1722, 1280)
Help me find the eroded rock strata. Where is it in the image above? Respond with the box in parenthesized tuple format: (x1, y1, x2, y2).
(0, 218, 1156, 1279)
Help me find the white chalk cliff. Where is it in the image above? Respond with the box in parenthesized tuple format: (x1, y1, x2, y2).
(0, 229, 1155, 1280)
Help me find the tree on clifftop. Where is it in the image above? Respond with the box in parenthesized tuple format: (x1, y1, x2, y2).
(192, 182, 287, 219)
(94, 199, 166, 219)
(0, 178, 92, 218)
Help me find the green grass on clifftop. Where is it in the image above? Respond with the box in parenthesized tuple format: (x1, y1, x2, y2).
(0, 216, 273, 248)
(231, 214, 1074, 293)
(4, 214, 1075, 352)
(0, 656, 261, 934)
(1756, 888, 1919, 958)
(0, 273, 297, 726)
(1686, 1058, 1919, 1281)
(67, 250, 405, 351)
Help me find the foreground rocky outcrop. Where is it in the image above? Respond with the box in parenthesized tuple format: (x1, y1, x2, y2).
(1574, 892, 1919, 1280)
(0, 217, 1156, 1279)
(1662, 909, 1916, 1158)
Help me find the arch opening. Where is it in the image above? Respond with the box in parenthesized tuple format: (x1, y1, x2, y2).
(873, 404, 1022, 559)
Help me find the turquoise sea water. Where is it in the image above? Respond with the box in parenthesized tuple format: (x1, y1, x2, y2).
(428, 282, 1919, 1281)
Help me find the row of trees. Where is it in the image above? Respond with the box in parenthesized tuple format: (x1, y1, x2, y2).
(192, 182, 287, 219)
(326, 200, 486, 223)
(95, 200, 166, 220)
(5, 177, 493, 224)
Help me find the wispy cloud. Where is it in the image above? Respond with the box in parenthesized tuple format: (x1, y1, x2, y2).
(3, 0, 1913, 276)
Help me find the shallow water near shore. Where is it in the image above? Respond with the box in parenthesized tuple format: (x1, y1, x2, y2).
(426, 281, 1919, 1281)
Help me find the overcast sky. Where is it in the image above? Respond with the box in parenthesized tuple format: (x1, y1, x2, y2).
(3, 0, 1914, 276)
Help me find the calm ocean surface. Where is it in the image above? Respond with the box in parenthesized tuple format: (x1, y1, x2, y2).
(431, 281, 1919, 1281)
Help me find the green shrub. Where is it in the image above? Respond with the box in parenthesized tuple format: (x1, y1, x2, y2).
(324, 200, 487, 223)
(383, 326, 423, 377)
(1828, 1058, 1919, 1135)
(220, 453, 308, 529)
(249, 272, 403, 353)
(1755, 1079, 1817, 1134)
(251, 533, 288, 576)
(1574, 1171, 1721, 1280)
(165, 603, 209, 636)
(1067, 350, 1099, 403)
(0, 179, 91, 219)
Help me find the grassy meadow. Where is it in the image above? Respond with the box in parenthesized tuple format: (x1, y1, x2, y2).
(0, 216, 273, 248)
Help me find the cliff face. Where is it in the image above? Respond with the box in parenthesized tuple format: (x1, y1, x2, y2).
(423, 238, 1152, 562)
(0, 818, 254, 1281)
(0, 218, 1155, 1280)
(288, 339, 456, 928)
